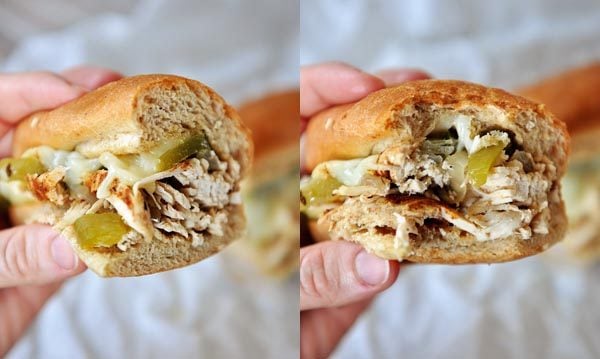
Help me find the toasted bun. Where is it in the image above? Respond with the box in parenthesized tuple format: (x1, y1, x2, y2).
(238, 89, 299, 162)
(230, 90, 299, 278)
(14, 74, 252, 177)
(517, 62, 600, 134)
(11, 75, 252, 277)
(305, 79, 569, 176)
(517, 62, 600, 162)
(8, 202, 46, 226)
(238, 89, 298, 185)
(307, 219, 330, 243)
(324, 196, 566, 264)
(59, 206, 245, 277)
(10, 204, 245, 277)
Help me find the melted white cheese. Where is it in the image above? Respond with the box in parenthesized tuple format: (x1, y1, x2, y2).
(22, 138, 184, 196)
(0, 180, 36, 204)
(25, 146, 102, 196)
(323, 155, 378, 186)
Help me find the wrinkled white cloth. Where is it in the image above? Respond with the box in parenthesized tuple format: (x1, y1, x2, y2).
(3, 0, 299, 358)
(301, 1, 600, 358)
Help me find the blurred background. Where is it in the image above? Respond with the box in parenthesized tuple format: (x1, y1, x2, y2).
(2, 0, 299, 358)
(301, 0, 600, 358)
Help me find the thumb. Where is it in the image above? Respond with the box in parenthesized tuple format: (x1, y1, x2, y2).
(0, 224, 86, 287)
(300, 241, 400, 310)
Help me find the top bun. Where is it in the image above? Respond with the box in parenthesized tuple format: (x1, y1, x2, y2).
(13, 74, 252, 175)
(304, 79, 569, 176)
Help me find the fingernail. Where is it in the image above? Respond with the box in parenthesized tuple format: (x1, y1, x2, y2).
(354, 250, 390, 286)
(51, 236, 77, 270)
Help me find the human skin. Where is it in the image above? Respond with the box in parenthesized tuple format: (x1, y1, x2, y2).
(0, 66, 122, 357)
(299, 62, 429, 359)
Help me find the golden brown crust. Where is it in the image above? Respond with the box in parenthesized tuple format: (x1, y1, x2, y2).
(517, 62, 600, 161)
(517, 62, 600, 135)
(13, 74, 252, 176)
(307, 219, 330, 243)
(238, 89, 299, 161)
(304, 79, 569, 176)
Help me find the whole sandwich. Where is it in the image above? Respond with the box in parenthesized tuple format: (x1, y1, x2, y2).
(301, 79, 569, 263)
(518, 62, 600, 262)
(231, 90, 299, 278)
(1, 74, 252, 276)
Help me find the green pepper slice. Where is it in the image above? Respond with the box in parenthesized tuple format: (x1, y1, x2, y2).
(156, 133, 211, 171)
(467, 144, 505, 187)
(74, 213, 130, 249)
(300, 176, 342, 207)
(0, 157, 45, 181)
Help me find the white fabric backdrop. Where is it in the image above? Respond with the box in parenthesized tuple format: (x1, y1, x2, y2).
(301, 1, 600, 358)
(3, 0, 299, 358)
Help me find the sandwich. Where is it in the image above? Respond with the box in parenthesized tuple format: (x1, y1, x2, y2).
(301, 79, 569, 263)
(518, 62, 600, 262)
(1, 74, 252, 276)
(230, 90, 299, 277)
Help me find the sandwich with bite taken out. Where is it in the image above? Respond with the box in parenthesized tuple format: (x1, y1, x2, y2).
(301, 79, 569, 263)
(2, 74, 252, 276)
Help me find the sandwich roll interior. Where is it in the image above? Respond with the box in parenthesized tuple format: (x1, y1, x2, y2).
(301, 79, 569, 263)
(1, 74, 252, 276)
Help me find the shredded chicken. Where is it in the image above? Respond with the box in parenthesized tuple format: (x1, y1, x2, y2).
(313, 134, 555, 243)
(27, 147, 238, 251)
(84, 170, 108, 193)
(117, 231, 142, 251)
(146, 158, 233, 247)
(378, 146, 451, 194)
(28, 167, 70, 206)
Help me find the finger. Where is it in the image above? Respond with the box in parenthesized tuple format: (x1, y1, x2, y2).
(300, 240, 400, 310)
(301, 297, 373, 359)
(0, 282, 62, 357)
(0, 71, 87, 125)
(300, 62, 385, 118)
(0, 224, 86, 287)
(376, 68, 431, 87)
(61, 65, 123, 90)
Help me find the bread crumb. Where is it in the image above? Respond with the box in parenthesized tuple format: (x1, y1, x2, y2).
(526, 120, 535, 130)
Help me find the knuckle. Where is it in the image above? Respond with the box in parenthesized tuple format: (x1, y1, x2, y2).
(300, 249, 340, 306)
(0, 228, 34, 281)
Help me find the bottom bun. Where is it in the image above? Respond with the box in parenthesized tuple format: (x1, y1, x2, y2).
(9, 202, 47, 226)
(11, 203, 246, 277)
(322, 196, 566, 264)
(307, 219, 331, 243)
(65, 205, 245, 277)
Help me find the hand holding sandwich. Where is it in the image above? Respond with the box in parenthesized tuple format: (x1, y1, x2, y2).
(0, 67, 121, 357)
(300, 62, 429, 359)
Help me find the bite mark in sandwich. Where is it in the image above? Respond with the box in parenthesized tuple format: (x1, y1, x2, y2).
(0, 74, 252, 276)
(301, 80, 569, 263)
